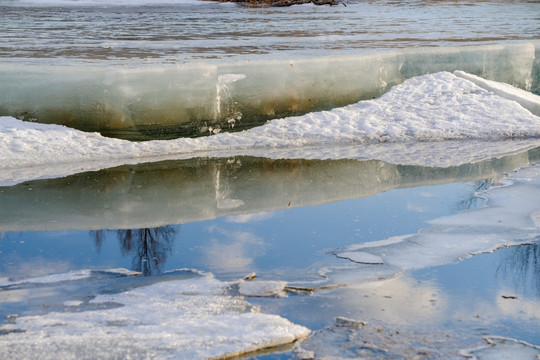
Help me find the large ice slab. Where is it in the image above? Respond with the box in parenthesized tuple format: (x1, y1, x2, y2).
(0, 271, 309, 360)
(0, 43, 535, 138)
(1, 71, 539, 184)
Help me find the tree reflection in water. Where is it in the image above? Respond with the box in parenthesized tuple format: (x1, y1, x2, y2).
(497, 243, 540, 296)
(91, 226, 176, 276)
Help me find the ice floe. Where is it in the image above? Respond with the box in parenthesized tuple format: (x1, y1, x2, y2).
(0, 271, 309, 360)
(1, 71, 540, 185)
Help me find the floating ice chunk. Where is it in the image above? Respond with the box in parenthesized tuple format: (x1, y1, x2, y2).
(0, 272, 310, 360)
(334, 316, 368, 329)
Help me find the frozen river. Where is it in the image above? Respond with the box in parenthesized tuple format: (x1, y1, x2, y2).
(0, 0, 540, 359)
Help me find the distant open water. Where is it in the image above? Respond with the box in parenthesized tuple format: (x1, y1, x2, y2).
(0, 0, 538, 64)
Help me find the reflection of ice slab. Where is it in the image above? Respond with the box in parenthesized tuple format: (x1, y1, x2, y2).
(0, 271, 309, 360)
(0, 150, 535, 232)
(308, 165, 540, 289)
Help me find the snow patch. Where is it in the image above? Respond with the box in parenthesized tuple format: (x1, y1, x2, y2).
(454, 70, 540, 116)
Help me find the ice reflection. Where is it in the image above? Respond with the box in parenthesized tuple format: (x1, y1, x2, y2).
(0, 148, 536, 232)
(91, 227, 175, 276)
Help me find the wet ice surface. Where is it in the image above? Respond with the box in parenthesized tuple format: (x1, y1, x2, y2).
(463, 337, 540, 360)
(285, 242, 540, 359)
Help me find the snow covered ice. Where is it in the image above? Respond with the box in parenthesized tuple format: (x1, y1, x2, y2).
(0, 271, 309, 360)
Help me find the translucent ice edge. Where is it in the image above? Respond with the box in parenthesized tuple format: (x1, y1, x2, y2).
(322, 164, 540, 289)
(0, 271, 308, 360)
(1, 71, 540, 185)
